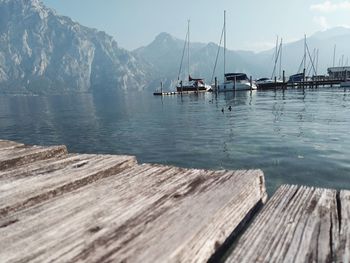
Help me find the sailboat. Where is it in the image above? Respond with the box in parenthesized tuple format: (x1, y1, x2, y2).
(176, 20, 211, 92)
(256, 36, 284, 88)
(214, 11, 257, 92)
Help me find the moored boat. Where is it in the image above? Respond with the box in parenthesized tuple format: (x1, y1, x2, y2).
(176, 76, 212, 92)
(217, 73, 257, 91)
(176, 20, 211, 93)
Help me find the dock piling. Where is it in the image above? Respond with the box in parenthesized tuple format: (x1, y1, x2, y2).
(250, 76, 253, 92)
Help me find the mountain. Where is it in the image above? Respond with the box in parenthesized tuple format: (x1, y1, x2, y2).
(0, 0, 152, 94)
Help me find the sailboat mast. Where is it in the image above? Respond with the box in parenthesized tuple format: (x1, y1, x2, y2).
(304, 34, 306, 72)
(316, 48, 319, 76)
(279, 38, 283, 79)
(224, 10, 226, 80)
(187, 19, 190, 81)
(275, 36, 279, 70)
(271, 36, 278, 79)
(333, 44, 336, 67)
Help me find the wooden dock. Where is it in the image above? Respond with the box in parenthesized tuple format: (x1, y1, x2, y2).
(227, 185, 350, 262)
(0, 139, 349, 262)
(257, 79, 344, 90)
(0, 139, 266, 262)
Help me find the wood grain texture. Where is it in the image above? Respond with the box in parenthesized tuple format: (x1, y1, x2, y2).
(0, 144, 68, 171)
(0, 164, 266, 263)
(226, 185, 350, 263)
(0, 140, 24, 150)
(336, 190, 350, 262)
(0, 153, 137, 217)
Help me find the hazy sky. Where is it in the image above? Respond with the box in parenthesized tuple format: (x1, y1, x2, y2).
(42, 0, 350, 52)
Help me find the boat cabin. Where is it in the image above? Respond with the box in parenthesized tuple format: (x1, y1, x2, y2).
(224, 73, 249, 82)
(327, 67, 350, 79)
(288, 73, 304, 82)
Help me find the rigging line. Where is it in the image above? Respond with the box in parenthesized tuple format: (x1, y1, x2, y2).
(306, 42, 317, 76)
(307, 49, 316, 76)
(297, 55, 304, 74)
(177, 30, 188, 83)
(211, 25, 225, 83)
(316, 49, 319, 75)
(271, 40, 281, 79)
(272, 36, 279, 63)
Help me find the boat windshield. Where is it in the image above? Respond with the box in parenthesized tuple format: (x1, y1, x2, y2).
(225, 73, 248, 81)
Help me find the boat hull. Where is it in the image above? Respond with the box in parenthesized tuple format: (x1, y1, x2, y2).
(216, 82, 257, 92)
(340, 81, 350, 88)
(176, 85, 212, 92)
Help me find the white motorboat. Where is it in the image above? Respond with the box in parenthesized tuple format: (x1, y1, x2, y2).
(217, 73, 257, 91)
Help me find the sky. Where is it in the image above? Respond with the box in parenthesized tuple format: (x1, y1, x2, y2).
(42, 0, 350, 52)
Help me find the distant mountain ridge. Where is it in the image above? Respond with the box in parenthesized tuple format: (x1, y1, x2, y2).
(0, 0, 151, 94)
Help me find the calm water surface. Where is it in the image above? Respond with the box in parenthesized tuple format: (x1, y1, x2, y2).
(1, 88, 350, 194)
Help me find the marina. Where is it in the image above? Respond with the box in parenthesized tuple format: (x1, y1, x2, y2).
(0, 139, 349, 262)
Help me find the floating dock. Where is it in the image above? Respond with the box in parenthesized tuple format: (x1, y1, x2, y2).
(153, 90, 208, 96)
(257, 78, 344, 90)
(0, 139, 349, 262)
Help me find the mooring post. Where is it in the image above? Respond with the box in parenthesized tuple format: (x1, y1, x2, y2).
(274, 76, 277, 91)
(234, 76, 236, 90)
(181, 80, 183, 96)
(282, 70, 285, 90)
(215, 77, 218, 96)
(250, 76, 253, 91)
(303, 68, 306, 89)
(160, 81, 163, 94)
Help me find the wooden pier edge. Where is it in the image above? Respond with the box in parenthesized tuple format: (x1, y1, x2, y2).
(0, 139, 267, 262)
(226, 185, 350, 263)
(1, 139, 349, 262)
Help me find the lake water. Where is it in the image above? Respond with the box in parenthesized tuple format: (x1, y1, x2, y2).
(1, 88, 350, 194)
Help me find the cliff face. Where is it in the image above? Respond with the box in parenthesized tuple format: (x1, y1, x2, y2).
(0, 0, 151, 94)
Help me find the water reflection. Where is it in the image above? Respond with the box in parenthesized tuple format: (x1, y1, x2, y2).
(1, 88, 350, 194)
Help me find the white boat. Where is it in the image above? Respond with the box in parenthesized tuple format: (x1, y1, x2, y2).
(256, 77, 283, 85)
(217, 73, 257, 91)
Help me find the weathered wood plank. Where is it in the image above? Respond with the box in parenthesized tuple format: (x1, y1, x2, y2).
(336, 190, 350, 262)
(0, 154, 137, 217)
(0, 140, 24, 150)
(226, 185, 340, 263)
(0, 165, 266, 263)
(0, 145, 68, 171)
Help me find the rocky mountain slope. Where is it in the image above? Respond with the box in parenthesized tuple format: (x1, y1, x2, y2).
(0, 0, 151, 94)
